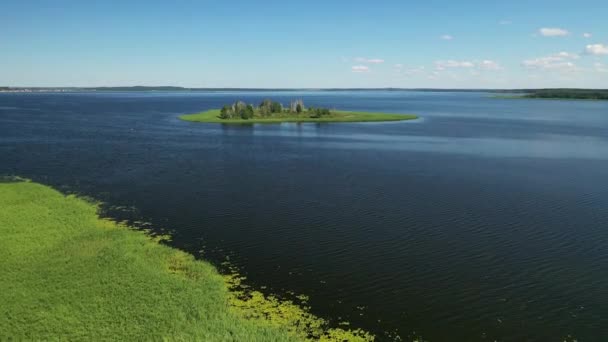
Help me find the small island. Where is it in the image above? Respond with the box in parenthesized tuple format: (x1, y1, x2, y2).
(180, 99, 418, 123)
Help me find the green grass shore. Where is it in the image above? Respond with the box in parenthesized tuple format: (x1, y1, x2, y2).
(180, 109, 418, 124)
(0, 179, 373, 341)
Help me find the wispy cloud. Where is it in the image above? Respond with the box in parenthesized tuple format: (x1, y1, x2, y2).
(522, 51, 579, 71)
(394, 64, 426, 76)
(523, 61, 576, 70)
(351, 65, 370, 73)
(539, 27, 570, 37)
(435, 60, 475, 70)
(478, 60, 503, 70)
(355, 57, 385, 64)
(428, 71, 441, 79)
(595, 63, 608, 73)
(499, 20, 512, 25)
(434, 60, 503, 72)
(583, 33, 592, 38)
(440, 34, 453, 40)
(585, 44, 608, 55)
(555, 51, 580, 59)
(404, 66, 426, 75)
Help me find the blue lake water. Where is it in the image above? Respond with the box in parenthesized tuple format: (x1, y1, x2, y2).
(1, 91, 607, 341)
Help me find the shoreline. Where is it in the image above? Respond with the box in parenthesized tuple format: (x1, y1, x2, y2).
(492, 95, 608, 101)
(0, 179, 374, 341)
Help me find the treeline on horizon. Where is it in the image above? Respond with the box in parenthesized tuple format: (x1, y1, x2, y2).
(523, 89, 608, 100)
(2, 86, 607, 97)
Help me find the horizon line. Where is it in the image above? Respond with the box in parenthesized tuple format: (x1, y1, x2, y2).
(3, 86, 608, 91)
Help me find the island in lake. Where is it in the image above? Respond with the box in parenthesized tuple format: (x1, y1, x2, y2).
(179, 99, 418, 123)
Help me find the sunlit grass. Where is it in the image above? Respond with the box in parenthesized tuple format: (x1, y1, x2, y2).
(0, 180, 373, 341)
(180, 109, 418, 124)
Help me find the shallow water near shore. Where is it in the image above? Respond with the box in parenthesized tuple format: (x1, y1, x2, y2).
(1, 91, 607, 341)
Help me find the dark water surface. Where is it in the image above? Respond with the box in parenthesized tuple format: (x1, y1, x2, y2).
(1, 91, 607, 341)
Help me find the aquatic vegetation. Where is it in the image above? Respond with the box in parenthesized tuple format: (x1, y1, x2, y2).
(224, 273, 373, 342)
(0, 179, 373, 341)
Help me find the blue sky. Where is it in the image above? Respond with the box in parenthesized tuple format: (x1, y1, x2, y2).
(1, 0, 607, 88)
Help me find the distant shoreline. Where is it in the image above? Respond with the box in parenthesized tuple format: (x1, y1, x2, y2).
(493, 89, 608, 101)
(2, 86, 606, 93)
(494, 95, 607, 101)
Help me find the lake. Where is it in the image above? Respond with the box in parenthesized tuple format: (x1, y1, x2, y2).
(1, 91, 607, 341)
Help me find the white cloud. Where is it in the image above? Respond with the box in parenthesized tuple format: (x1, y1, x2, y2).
(554, 51, 580, 59)
(355, 57, 385, 64)
(522, 52, 579, 71)
(595, 63, 608, 73)
(539, 27, 570, 37)
(585, 44, 608, 55)
(435, 60, 474, 70)
(393, 64, 425, 76)
(351, 65, 370, 73)
(440, 35, 453, 40)
(583, 33, 592, 38)
(434, 60, 503, 72)
(499, 20, 512, 25)
(428, 71, 440, 79)
(394, 64, 427, 77)
(404, 66, 426, 76)
(478, 60, 503, 70)
(535, 61, 576, 70)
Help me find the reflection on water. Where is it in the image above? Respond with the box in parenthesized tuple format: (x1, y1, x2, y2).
(1, 91, 608, 341)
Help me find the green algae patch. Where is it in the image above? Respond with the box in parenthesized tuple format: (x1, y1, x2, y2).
(180, 109, 418, 124)
(0, 180, 373, 341)
(224, 274, 373, 342)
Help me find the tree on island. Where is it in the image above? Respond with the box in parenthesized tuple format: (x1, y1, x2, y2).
(290, 99, 304, 113)
(220, 101, 255, 119)
(218, 99, 332, 120)
(307, 107, 331, 118)
(259, 99, 283, 117)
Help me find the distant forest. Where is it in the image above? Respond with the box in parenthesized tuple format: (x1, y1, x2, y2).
(523, 89, 608, 100)
(1, 87, 607, 99)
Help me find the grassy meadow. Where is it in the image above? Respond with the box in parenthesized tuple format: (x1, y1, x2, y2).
(0, 179, 372, 341)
